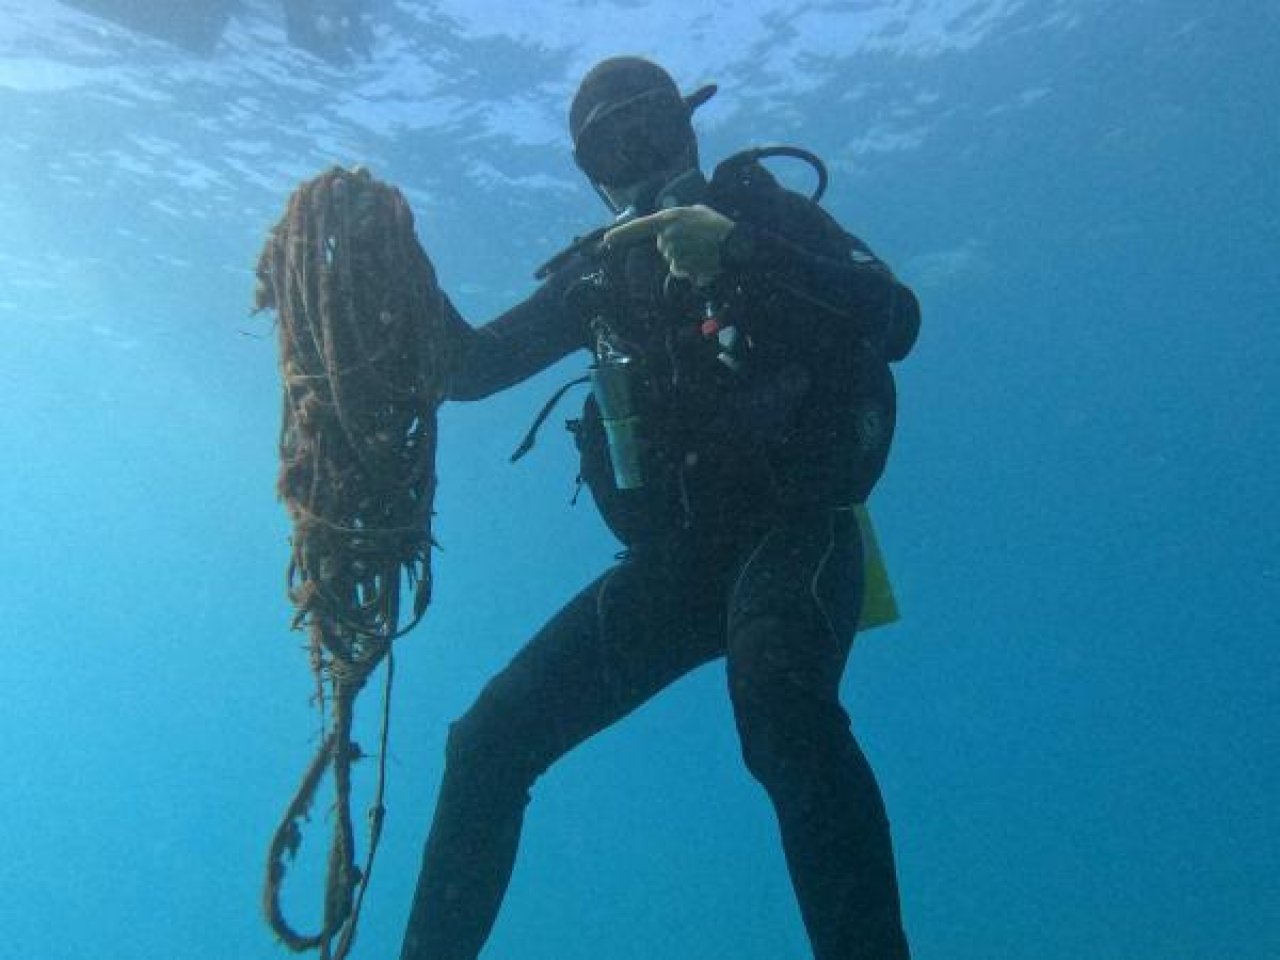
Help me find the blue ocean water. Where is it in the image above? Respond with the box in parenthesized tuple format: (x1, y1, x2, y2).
(1, 2, 1276, 958)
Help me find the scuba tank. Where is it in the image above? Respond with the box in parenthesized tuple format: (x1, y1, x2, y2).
(589, 349, 644, 490)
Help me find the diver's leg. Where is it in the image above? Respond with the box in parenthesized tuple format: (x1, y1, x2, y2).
(400, 546, 726, 960)
(726, 509, 910, 960)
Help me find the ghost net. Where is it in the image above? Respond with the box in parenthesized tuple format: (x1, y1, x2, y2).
(254, 167, 452, 959)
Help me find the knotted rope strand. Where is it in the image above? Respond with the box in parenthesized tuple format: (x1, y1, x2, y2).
(254, 167, 450, 959)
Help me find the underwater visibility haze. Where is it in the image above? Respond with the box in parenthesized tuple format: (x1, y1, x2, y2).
(1, 2, 1277, 959)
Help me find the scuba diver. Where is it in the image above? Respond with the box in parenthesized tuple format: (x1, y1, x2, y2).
(401, 56, 921, 960)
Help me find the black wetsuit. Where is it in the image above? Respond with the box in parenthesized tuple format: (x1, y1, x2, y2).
(401, 160, 921, 960)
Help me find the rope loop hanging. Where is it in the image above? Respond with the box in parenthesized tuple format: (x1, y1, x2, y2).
(254, 166, 452, 959)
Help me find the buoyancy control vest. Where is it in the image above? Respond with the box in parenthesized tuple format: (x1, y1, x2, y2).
(554, 150, 906, 548)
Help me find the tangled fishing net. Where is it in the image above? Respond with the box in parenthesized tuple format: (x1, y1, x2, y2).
(254, 166, 453, 959)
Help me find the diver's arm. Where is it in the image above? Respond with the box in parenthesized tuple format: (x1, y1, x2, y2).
(603, 202, 920, 363)
(442, 274, 583, 400)
(718, 219, 921, 363)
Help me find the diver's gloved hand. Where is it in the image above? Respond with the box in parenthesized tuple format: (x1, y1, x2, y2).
(603, 204, 735, 286)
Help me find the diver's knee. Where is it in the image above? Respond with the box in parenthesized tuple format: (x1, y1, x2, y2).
(728, 667, 800, 784)
(728, 644, 850, 786)
(442, 705, 535, 793)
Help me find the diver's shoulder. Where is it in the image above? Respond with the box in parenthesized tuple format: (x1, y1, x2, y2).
(709, 158, 848, 255)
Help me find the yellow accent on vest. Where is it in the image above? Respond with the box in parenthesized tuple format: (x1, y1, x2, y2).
(854, 503, 900, 631)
